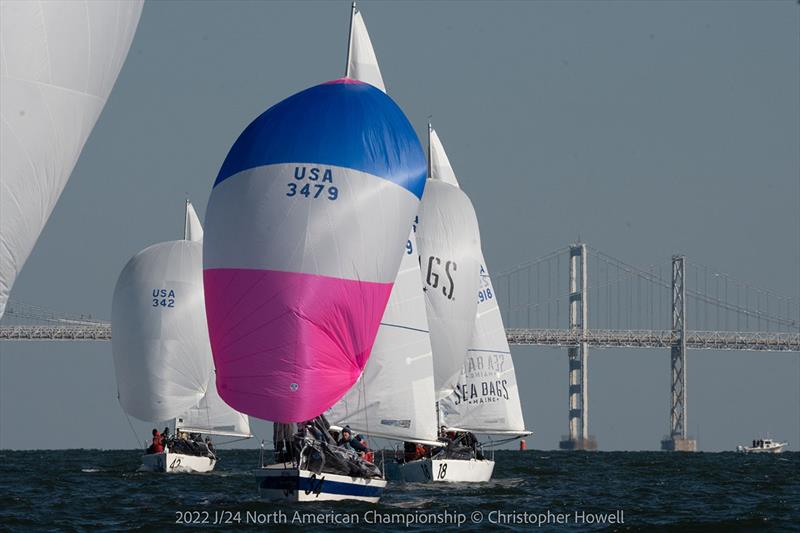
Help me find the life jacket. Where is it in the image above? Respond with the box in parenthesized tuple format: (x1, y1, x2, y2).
(415, 444, 426, 459)
(152, 433, 164, 453)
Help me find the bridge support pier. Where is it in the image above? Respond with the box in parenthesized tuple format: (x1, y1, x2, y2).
(661, 255, 697, 452)
(560, 244, 597, 451)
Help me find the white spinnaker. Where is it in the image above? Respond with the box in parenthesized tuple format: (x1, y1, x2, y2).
(439, 256, 529, 435)
(417, 127, 481, 400)
(345, 5, 385, 92)
(112, 240, 213, 422)
(0, 0, 144, 319)
(175, 371, 252, 438)
(184, 201, 204, 242)
(327, 229, 439, 444)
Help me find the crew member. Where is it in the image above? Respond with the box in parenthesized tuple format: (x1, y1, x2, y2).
(147, 428, 163, 454)
(338, 427, 368, 454)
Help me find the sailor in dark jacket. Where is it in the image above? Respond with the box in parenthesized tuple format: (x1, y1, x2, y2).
(337, 426, 368, 453)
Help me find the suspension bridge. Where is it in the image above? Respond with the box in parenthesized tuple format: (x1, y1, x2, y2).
(496, 244, 799, 451)
(1, 243, 798, 451)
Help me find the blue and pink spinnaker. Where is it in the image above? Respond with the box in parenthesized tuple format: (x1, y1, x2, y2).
(203, 79, 425, 423)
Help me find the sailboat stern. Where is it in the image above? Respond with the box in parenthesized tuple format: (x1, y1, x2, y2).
(255, 465, 386, 503)
(139, 451, 216, 474)
(395, 457, 495, 483)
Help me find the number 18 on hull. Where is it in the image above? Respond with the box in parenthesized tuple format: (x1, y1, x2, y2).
(396, 458, 495, 483)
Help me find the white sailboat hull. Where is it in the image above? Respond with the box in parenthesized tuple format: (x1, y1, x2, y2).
(394, 457, 494, 483)
(736, 443, 787, 454)
(255, 464, 387, 503)
(139, 452, 216, 473)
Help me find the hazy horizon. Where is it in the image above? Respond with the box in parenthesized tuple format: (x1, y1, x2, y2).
(1, 0, 798, 452)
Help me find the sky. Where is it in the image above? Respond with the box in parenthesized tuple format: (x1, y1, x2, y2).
(0, 0, 798, 452)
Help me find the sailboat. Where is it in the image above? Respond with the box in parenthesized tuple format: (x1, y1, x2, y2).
(112, 201, 252, 473)
(392, 124, 485, 482)
(0, 1, 143, 319)
(202, 3, 426, 502)
(329, 8, 528, 483)
(326, 4, 440, 463)
(395, 127, 531, 483)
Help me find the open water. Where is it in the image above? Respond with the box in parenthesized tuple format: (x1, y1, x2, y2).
(1, 449, 797, 531)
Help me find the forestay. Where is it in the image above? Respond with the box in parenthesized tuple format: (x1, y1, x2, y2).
(416, 126, 482, 400)
(0, 0, 143, 318)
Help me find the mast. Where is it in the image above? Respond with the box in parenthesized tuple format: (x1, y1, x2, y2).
(427, 120, 433, 179)
(345, 2, 357, 78)
(430, 120, 439, 439)
(183, 199, 190, 240)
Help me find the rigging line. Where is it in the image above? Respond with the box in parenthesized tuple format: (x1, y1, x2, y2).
(123, 409, 142, 450)
(360, 363, 370, 449)
(214, 436, 251, 447)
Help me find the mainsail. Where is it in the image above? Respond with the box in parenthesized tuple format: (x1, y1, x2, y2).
(184, 201, 204, 242)
(327, 7, 438, 444)
(203, 77, 426, 423)
(345, 3, 385, 92)
(0, 0, 144, 318)
(439, 258, 529, 436)
(417, 125, 482, 400)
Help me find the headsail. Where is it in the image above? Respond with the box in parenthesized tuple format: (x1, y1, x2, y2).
(0, 0, 144, 318)
(345, 3, 385, 92)
(327, 227, 439, 444)
(417, 125, 482, 400)
(203, 79, 426, 423)
(439, 257, 529, 436)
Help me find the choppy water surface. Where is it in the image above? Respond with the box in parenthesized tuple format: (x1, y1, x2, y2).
(1, 450, 797, 531)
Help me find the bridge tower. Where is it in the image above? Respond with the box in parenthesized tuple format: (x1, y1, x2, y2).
(661, 255, 697, 451)
(560, 243, 597, 450)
